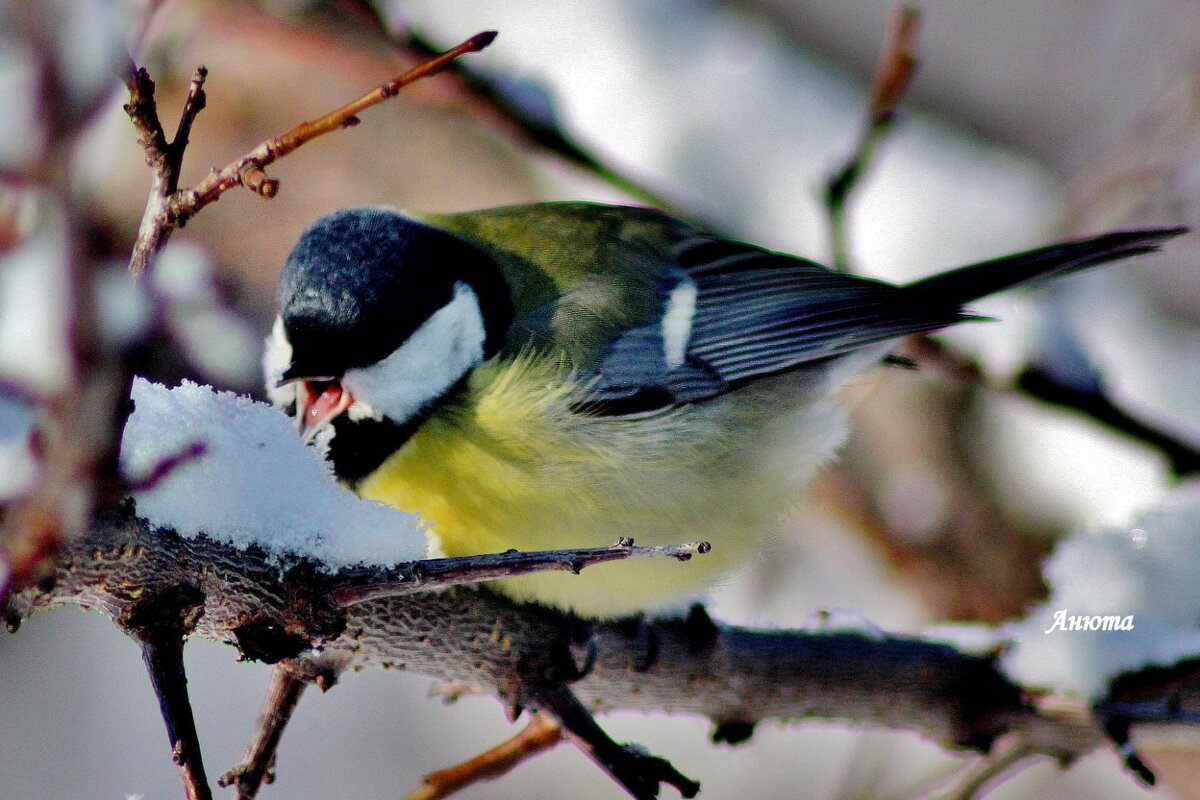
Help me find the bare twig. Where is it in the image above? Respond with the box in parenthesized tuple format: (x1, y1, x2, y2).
(125, 586, 212, 800)
(121, 31, 495, 276)
(122, 62, 205, 275)
(892, 335, 1200, 478)
(219, 664, 311, 799)
(406, 713, 563, 800)
(825, 5, 921, 271)
(122, 441, 208, 493)
(140, 634, 212, 800)
(332, 538, 711, 607)
(938, 735, 1040, 800)
(530, 681, 700, 800)
(330, 1, 688, 217)
(170, 31, 496, 220)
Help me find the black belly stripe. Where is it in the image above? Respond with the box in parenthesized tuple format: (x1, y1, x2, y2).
(324, 377, 469, 488)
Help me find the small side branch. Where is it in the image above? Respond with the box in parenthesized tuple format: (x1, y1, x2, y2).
(406, 713, 563, 800)
(138, 631, 212, 800)
(170, 31, 496, 224)
(1016, 365, 1200, 477)
(122, 31, 496, 277)
(219, 664, 311, 800)
(331, 539, 710, 607)
(529, 682, 700, 800)
(893, 336, 1200, 479)
(825, 5, 921, 271)
(330, 1, 686, 216)
(122, 63, 208, 275)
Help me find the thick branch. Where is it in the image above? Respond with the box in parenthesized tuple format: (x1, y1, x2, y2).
(6, 507, 1114, 767)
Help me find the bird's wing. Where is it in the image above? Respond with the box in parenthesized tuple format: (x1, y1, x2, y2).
(577, 233, 962, 414)
(432, 205, 1183, 416)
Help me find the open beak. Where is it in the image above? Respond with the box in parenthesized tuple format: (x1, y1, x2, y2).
(293, 379, 354, 444)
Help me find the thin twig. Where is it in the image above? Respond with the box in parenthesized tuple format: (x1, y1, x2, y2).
(331, 539, 711, 607)
(406, 713, 563, 800)
(122, 441, 208, 493)
(121, 32, 495, 277)
(219, 665, 309, 799)
(892, 335, 1200, 478)
(825, 5, 921, 271)
(938, 735, 1040, 800)
(1016, 366, 1200, 477)
(330, 1, 688, 217)
(530, 681, 700, 800)
(122, 62, 208, 275)
(169, 31, 496, 222)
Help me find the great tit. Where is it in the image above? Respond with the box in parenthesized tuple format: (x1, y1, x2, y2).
(266, 203, 1182, 617)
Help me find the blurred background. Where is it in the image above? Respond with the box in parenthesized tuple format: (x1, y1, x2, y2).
(3, 0, 1200, 798)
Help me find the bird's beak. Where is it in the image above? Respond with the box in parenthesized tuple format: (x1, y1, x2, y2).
(295, 379, 354, 444)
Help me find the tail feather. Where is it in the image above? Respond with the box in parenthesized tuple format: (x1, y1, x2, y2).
(903, 227, 1188, 307)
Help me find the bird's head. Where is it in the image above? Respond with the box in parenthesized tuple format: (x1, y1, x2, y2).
(266, 207, 512, 449)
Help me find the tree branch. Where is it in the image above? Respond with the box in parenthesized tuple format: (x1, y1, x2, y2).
(219, 664, 311, 799)
(329, 0, 688, 218)
(120, 31, 495, 276)
(11, 505, 1177, 797)
(171, 31, 496, 221)
(332, 538, 711, 606)
(405, 713, 563, 800)
(825, 5, 921, 271)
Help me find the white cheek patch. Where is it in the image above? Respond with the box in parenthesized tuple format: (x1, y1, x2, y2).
(262, 316, 296, 409)
(342, 282, 486, 427)
(661, 278, 697, 369)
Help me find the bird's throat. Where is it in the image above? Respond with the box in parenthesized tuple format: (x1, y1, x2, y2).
(324, 378, 468, 487)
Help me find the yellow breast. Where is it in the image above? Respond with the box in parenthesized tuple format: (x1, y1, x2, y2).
(357, 354, 847, 617)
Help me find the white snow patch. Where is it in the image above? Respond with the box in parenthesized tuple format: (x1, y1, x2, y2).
(998, 482, 1200, 697)
(153, 242, 261, 388)
(0, 196, 72, 395)
(121, 378, 429, 568)
(94, 266, 153, 348)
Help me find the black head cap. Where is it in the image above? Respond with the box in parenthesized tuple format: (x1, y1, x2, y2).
(280, 208, 512, 380)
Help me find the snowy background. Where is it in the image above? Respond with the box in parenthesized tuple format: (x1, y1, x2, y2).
(3, 1, 1200, 798)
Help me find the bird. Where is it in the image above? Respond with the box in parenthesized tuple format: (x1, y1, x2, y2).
(265, 202, 1183, 617)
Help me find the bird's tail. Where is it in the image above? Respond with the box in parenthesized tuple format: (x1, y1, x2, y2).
(902, 227, 1187, 307)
